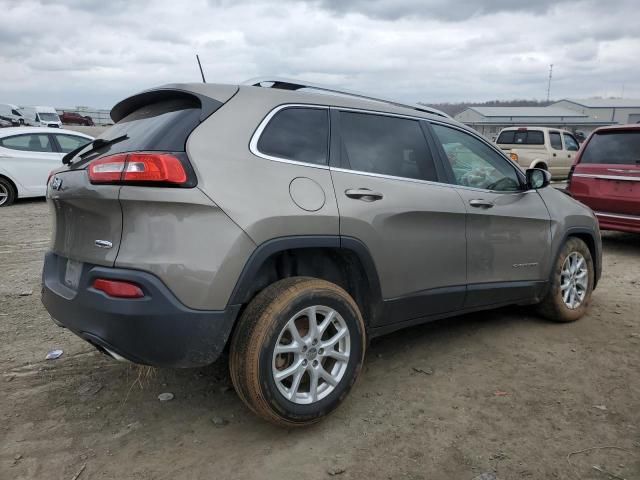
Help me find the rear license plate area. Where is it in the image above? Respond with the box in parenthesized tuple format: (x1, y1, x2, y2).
(64, 259, 82, 290)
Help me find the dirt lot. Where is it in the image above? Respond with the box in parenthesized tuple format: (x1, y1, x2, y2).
(1, 199, 639, 480)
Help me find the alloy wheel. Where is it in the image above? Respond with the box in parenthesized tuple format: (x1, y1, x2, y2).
(560, 252, 588, 309)
(272, 305, 351, 404)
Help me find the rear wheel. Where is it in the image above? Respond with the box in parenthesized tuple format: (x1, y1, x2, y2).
(0, 177, 16, 207)
(229, 277, 366, 426)
(537, 237, 594, 322)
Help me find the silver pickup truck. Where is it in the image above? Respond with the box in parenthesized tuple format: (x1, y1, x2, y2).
(496, 127, 581, 179)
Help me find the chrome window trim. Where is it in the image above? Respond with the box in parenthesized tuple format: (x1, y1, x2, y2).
(249, 104, 330, 170)
(572, 173, 640, 182)
(249, 103, 530, 194)
(332, 106, 529, 193)
(330, 167, 450, 189)
(595, 211, 640, 220)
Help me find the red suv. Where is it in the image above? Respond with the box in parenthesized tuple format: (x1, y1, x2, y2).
(568, 124, 640, 233)
(60, 111, 94, 126)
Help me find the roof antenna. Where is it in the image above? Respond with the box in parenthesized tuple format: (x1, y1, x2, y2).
(196, 54, 206, 83)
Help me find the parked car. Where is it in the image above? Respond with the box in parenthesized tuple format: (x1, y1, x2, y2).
(496, 127, 581, 179)
(567, 124, 640, 233)
(42, 80, 601, 426)
(60, 111, 95, 126)
(20, 106, 63, 128)
(0, 103, 27, 126)
(0, 127, 93, 206)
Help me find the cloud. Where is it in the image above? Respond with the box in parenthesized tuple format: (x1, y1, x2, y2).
(304, 0, 578, 21)
(0, 0, 638, 108)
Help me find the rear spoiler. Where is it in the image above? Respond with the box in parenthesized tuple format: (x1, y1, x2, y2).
(110, 83, 238, 123)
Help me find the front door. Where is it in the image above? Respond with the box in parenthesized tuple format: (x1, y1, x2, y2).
(429, 123, 551, 308)
(562, 132, 580, 176)
(330, 110, 467, 326)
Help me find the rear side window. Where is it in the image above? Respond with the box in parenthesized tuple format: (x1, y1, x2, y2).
(497, 130, 544, 145)
(55, 134, 91, 153)
(0, 134, 54, 152)
(581, 131, 640, 165)
(338, 111, 437, 181)
(549, 132, 562, 150)
(257, 107, 329, 165)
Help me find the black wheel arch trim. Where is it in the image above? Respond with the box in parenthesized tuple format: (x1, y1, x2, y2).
(227, 235, 384, 325)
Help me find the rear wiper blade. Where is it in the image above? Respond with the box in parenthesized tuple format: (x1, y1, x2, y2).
(62, 134, 128, 165)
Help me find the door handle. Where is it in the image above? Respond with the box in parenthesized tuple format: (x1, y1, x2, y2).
(552, 153, 557, 157)
(469, 199, 494, 209)
(345, 188, 383, 201)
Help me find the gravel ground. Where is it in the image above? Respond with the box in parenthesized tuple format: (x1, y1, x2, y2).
(1, 198, 639, 480)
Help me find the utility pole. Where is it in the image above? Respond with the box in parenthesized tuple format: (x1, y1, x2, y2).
(546, 64, 553, 102)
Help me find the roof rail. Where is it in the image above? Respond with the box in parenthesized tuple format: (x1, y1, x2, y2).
(242, 77, 450, 118)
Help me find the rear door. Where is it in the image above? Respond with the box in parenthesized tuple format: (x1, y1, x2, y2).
(571, 129, 640, 216)
(330, 110, 467, 326)
(548, 130, 564, 177)
(430, 122, 551, 307)
(0, 133, 60, 195)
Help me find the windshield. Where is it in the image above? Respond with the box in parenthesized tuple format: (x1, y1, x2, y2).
(581, 131, 640, 165)
(38, 112, 60, 121)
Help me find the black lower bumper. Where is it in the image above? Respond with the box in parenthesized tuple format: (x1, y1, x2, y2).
(41, 252, 240, 368)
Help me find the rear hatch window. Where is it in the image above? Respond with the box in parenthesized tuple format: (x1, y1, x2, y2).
(92, 97, 202, 155)
(581, 130, 640, 165)
(497, 129, 544, 145)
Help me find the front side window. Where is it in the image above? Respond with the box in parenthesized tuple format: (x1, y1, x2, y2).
(0, 134, 54, 152)
(55, 134, 91, 153)
(257, 107, 329, 165)
(431, 124, 521, 192)
(338, 111, 437, 181)
(563, 133, 579, 151)
(549, 131, 562, 150)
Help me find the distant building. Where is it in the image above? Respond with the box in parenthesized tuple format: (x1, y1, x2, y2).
(551, 98, 640, 125)
(454, 106, 610, 140)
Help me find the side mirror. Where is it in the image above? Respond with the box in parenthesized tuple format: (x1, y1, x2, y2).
(526, 168, 551, 189)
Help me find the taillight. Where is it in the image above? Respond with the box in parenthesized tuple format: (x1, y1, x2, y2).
(92, 278, 144, 298)
(88, 152, 189, 186)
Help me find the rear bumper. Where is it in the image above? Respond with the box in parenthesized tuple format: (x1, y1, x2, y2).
(41, 252, 240, 368)
(594, 211, 640, 234)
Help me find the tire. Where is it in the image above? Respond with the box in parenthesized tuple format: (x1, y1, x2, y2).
(537, 237, 594, 322)
(229, 277, 366, 426)
(0, 177, 16, 207)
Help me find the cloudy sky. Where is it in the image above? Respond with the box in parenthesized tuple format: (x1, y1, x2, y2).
(0, 0, 638, 108)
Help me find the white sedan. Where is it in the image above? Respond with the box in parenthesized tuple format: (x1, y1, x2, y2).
(0, 127, 93, 206)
